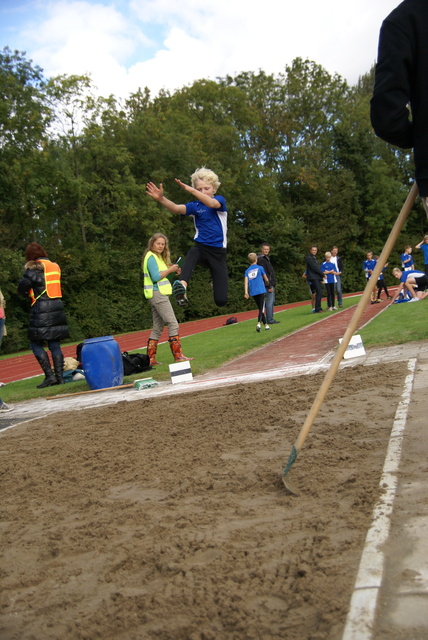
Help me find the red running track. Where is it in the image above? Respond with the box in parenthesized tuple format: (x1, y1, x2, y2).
(0, 294, 390, 384)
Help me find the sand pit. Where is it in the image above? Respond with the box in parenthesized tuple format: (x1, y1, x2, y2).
(1, 362, 407, 639)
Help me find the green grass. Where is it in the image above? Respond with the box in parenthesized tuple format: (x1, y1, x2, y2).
(1, 295, 427, 405)
(359, 298, 428, 346)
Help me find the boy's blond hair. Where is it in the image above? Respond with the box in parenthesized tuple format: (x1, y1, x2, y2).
(392, 267, 402, 276)
(191, 167, 221, 192)
(247, 252, 257, 263)
(324, 251, 331, 259)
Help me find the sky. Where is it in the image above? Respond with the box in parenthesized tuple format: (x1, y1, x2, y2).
(0, 0, 401, 99)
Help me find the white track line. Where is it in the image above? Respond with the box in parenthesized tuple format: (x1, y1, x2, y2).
(341, 357, 417, 640)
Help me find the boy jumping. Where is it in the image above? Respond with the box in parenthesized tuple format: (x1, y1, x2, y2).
(146, 167, 228, 307)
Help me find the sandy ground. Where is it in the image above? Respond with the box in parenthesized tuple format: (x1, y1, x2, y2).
(0, 361, 410, 640)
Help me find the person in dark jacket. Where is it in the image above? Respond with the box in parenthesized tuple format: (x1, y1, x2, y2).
(370, 0, 428, 216)
(18, 242, 69, 388)
(257, 242, 280, 324)
(305, 246, 325, 313)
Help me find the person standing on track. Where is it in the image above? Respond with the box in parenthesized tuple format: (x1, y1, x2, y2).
(146, 168, 228, 308)
(305, 246, 325, 313)
(320, 252, 339, 311)
(330, 246, 343, 307)
(257, 243, 280, 324)
(363, 251, 380, 304)
(244, 253, 270, 332)
(401, 245, 415, 271)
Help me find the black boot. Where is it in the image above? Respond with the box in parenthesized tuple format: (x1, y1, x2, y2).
(35, 352, 56, 388)
(53, 353, 65, 385)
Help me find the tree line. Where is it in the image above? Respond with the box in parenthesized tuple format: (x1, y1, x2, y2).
(1, 47, 426, 354)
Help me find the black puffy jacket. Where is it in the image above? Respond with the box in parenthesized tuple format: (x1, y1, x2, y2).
(18, 261, 69, 343)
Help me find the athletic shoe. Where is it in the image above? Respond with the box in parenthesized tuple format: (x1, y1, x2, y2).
(0, 382, 5, 387)
(256, 324, 261, 332)
(265, 325, 270, 330)
(270, 320, 280, 324)
(0, 402, 13, 412)
(387, 296, 393, 300)
(172, 280, 188, 307)
(409, 297, 420, 302)
(332, 306, 338, 310)
(311, 309, 316, 314)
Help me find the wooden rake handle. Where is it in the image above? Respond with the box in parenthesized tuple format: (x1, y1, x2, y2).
(294, 182, 418, 454)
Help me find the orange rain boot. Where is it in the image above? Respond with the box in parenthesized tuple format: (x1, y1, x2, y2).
(147, 338, 162, 365)
(168, 336, 194, 362)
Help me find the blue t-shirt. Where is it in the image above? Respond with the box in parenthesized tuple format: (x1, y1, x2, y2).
(321, 261, 336, 284)
(185, 195, 227, 248)
(417, 243, 428, 264)
(400, 252, 414, 270)
(363, 258, 377, 278)
(245, 264, 266, 296)
(377, 266, 387, 281)
(400, 269, 426, 283)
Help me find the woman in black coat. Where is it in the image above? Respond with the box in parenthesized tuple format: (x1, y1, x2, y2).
(18, 243, 69, 388)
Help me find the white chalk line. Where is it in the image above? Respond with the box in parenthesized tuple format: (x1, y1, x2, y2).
(341, 357, 417, 640)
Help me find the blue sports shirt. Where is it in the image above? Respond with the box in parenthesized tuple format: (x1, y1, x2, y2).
(185, 195, 227, 248)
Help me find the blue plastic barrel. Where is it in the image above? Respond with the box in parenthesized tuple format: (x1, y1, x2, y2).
(81, 336, 124, 390)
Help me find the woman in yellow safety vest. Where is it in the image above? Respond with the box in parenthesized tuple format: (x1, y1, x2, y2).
(142, 233, 193, 365)
(18, 242, 69, 388)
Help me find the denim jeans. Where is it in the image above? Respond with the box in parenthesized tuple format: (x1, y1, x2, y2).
(335, 275, 343, 306)
(265, 287, 275, 323)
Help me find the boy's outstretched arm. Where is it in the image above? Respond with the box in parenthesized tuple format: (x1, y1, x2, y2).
(174, 178, 221, 209)
(146, 181, 186, 215)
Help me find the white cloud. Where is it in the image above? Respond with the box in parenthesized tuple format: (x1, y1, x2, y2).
(1, 0, 401, 98)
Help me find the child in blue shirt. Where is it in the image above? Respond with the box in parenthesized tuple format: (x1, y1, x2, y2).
(374, 255, 392, 301)
(321, 252, 339, 310)
(363, 251, 379, 303)
(244, 253, 270, 332)
(415, 235, 428, 276)
(400, 245, 415, 271)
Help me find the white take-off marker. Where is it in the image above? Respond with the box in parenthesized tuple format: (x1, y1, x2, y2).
(339, 334, 366, 359)
(169, 360, 193, 384)
(341, 358, 417, 640)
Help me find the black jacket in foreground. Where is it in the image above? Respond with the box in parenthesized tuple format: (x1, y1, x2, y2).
(370, 0, 428, 196)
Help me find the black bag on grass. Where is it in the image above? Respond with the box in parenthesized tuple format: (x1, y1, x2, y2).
(122, 351, 152, 375)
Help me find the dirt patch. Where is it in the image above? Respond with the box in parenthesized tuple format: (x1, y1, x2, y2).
(0, 362, 406, 640)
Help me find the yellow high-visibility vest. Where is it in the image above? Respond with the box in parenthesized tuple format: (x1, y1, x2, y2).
(143, 252, 172, 299)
